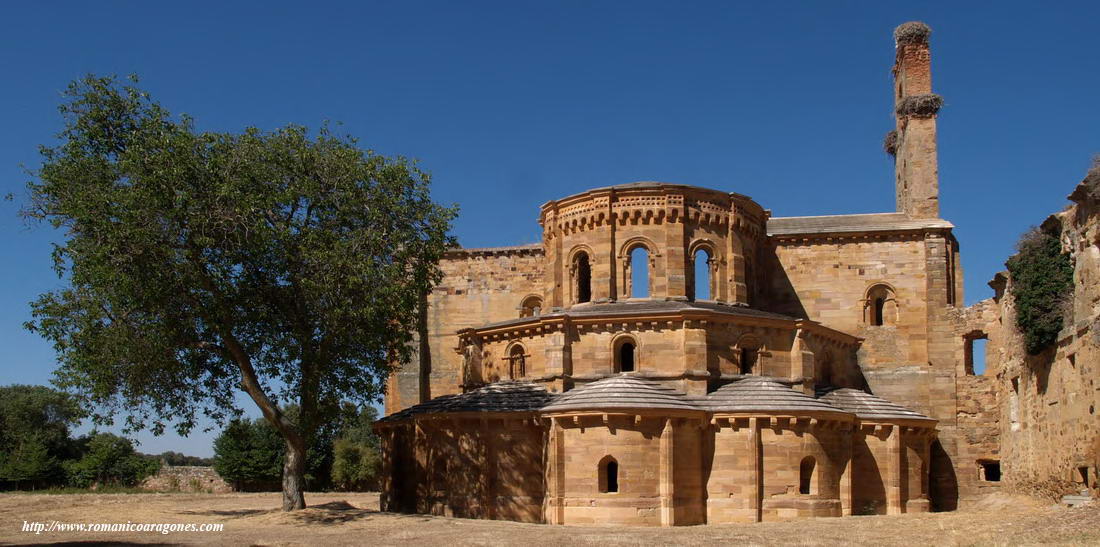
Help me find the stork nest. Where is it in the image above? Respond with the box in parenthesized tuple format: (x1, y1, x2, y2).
(894, 21, 932, 45)
(896, 94, 944, 118)
(883, 130, 898, 156)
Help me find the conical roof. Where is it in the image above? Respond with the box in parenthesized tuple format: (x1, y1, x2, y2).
(378, 381, 555, 423)
(700, 377, 853, 417)
(817, 387, 935, 423)
(541, 374, 698, 413)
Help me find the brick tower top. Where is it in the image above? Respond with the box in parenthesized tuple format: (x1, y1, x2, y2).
(892, 21, 942, 219)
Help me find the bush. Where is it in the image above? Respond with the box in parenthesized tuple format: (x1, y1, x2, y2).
(1006, 227, 1074, 354)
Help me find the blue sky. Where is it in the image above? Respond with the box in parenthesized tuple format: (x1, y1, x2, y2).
(1, 2, 1097, 457)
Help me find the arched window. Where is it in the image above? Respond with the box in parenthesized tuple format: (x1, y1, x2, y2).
(737, 335, 762, 375)
(599, 456, 619, 493)
(519, 296, 542, 318)
(864, 284, 898, 326)
(629, 246, 650, 298)
(799, 456, 816, 495)
(573, 252, 592, 304)
(692, 248, 712, 301)
(740, 347, 757, 375)
(614, 336, 637, 373)
(508, 344, 527, 379)
(620, 342, 635, 372)
(817, 352, 835, 387)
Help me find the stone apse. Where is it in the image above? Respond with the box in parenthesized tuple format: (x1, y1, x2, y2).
(376, 22, 1006, 526)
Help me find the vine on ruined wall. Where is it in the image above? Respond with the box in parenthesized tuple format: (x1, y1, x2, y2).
(1086, 155, 1100, 200)
(1006, 227, 1074, 355)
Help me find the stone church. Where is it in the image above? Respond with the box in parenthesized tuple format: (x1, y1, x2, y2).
(374, 22, 1008, 525)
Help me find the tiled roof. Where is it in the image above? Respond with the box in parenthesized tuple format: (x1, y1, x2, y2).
(699, 377, 853, 416)
(477, 300, 797, 330)
(541, 374, 699, 413)
(768, 213, 953, 236)
(377, 378, 933, 425)
(816, 387, 935, 422)
(377, 382, 555, 423)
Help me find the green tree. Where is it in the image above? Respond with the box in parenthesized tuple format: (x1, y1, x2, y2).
(0, 385, 85, 489)
(150, 451, 213, 467)
(63, 433, 159, 488)
(23, 75, 456, 509)
(212, 412, 334, 491)
(331, 438, 380, 491)
(212, 418, 283, 490)
(330, 403, 381, 491)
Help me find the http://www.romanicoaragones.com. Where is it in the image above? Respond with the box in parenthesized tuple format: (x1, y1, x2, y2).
(22, 520, 224, 536)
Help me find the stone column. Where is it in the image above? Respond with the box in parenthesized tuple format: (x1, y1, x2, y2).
(660, 418, 676, 526)
(480, 419, 495, 520)
(790, 330, 816, 395)
(841, 426, 854, 516)
(750, 417, 763, 522)
(887, 425, 903, 514)
(379, 428, 393, 511)
(546, 418, 566, 525)
(414, 420, 429, 514)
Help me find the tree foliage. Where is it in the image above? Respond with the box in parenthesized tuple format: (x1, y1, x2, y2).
(331, 438, 380, 491)
(151, 451, 214, 467)
(330, 403, 380, 491)
(63, 433, 160, 488)
(212, 418, 285, 490)
(23, 75, 456, 509)
(1006, 227, 1075, 355)
(212, 403, 380, 491)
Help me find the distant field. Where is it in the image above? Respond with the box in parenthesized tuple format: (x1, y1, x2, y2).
(0, 491, 1096, 546)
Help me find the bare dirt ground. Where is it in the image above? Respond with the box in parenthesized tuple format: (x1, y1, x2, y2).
(0, 491, 1096, 546)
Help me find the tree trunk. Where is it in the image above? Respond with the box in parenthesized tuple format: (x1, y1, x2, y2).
(282, 435, 307, 511)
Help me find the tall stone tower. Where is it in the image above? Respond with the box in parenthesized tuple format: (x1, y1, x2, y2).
(892, 21, 942, 219)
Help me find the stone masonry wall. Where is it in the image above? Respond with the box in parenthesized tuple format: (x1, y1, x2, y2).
(387, 247, 546, 414)
(993, 180, 1100, 500)
(140, 465, 232, 493)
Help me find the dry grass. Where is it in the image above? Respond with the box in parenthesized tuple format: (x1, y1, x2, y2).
(0, 491, 1096, 546)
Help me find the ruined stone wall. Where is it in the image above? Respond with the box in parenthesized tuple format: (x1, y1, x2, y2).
(994, 181, 1100, 500)
(139, 465, 232, 493)
(945, 298, 1003, 503)
(387, 247, 546, 414)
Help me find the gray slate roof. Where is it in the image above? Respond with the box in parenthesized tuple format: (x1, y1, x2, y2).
(478, 300, 797, 330)
(817, 387, 935, 422)
(699, 377, 853, 416)
(541, 374, 699, 413)
(377, 377, 933, 425)
(768, 213, 953, 236)
(377, 382, 555, 423)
